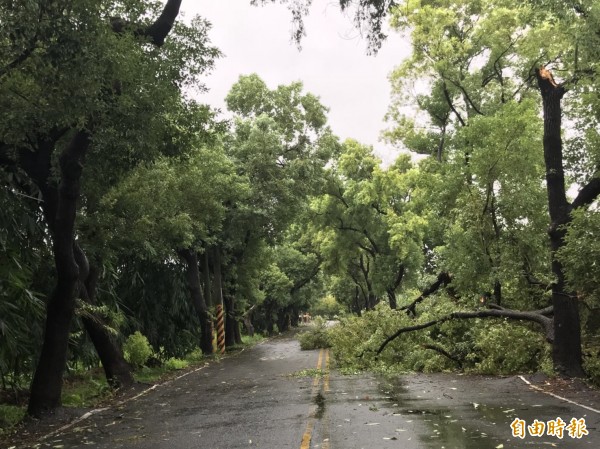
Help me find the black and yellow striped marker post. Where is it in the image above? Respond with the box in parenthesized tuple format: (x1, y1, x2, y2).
(216, 304, 225, 354)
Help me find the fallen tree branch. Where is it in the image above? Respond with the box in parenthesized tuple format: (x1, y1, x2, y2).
(400, 272, 452, 316)
(377, 305, 554, 355)
(421, 343, 463, 369)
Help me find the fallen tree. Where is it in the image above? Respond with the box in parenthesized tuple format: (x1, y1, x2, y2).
(377, 304, 554, 355)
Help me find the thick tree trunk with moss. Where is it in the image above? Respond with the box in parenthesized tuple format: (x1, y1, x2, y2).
(178, 248, 214, 355)
(536, 68, 584, 378)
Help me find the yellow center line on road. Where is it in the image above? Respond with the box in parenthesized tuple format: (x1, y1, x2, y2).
(313, 348, 324, 387)
(300, 420, 315, 449)
(324, 349, 330, 392)
(300, 349, 329, 449)
(321, 348, 331, 449)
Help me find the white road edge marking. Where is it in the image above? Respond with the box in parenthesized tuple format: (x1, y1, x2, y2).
(39, 362, 212, 442)
(518, 375, 600, 414)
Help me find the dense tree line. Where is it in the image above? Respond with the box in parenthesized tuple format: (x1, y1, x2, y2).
(1, 0, 599, 420)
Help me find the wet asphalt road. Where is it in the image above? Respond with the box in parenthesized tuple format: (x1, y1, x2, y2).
(23, 332, 600, 449)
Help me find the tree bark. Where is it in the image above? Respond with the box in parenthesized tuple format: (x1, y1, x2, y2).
(264, 299, 275, 335)
(290, 306, 300, 327)
(74, 245, 133, 388)
(224, 293, 237, 347)
(177, 248, 213, 355)
(234, 313, 242, 344)
(243, 305, 256, 337)
(201, 249, 212, 307)
(19, 138, 134, 394)
(28, 131, 90, 417)
(536, 67, 585, 377)
(359, 254, 377, 310)
(386, 264, 405, 309)
(277, 308, 291, 332)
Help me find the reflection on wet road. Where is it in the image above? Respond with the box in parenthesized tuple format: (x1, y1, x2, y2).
(325, 372, 599, 448)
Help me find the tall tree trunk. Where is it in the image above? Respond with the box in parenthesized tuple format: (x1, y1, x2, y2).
(290, 306, 300, 327)
(211, 246, 225, 345)
(386, 264, 404, 309)
(386, 289, 397, 310)
(353, 286, 362, 316)
(536, 68, 584, 377)
(264, 299, 275, 335)
(28, 131, 90, 417)
(74, 246, 133, 388)
(243, 305, 256, 337)
(177, 248, 213, 355)
(234, 313, 242, 344)
(202, 249, 212, 307)
(224, 293, 237, 347)
(277, 308, 291, 332)
(493, 280, 502, 306)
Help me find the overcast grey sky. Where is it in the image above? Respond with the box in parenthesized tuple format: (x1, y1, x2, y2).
(181, 0, 411, 165)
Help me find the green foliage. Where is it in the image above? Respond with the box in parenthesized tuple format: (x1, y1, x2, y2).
(0, 187, 46, 391)
(114, 259, 202, 359)
(311, 140, 422, 313)
(164, 358, 189, 371)
(328, 304, 419, 372)
(123, 331, 153, 367)
(310, 295, 345, 319)
(298, 317, 332, 350)
(241, 334, 266, 346)
(0, 404, 26, 434)
(62, 375, 111, 408)
(559, 209, 600, 305)
(583, 354, 600, 386)
(288, 368, 326, 378)
(470, 321, 548, 375)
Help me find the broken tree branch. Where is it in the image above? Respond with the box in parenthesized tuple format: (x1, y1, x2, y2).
(421, 343, 463, 369)
(377, 305, 554, 355)
(111, 0, 182, 47)
(570, 176, 600, 211)
(400, 272, 452, 316)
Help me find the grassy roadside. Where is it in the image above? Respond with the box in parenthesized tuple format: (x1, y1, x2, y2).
(0, 334, 266, 437)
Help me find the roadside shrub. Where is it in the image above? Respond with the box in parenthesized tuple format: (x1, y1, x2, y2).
(584, 353, 600, 386)
(164, 357, 189, 370)
(123, 331, 153, 367)
(0, 405, 25, 434)
(298, 317, 331, 350)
